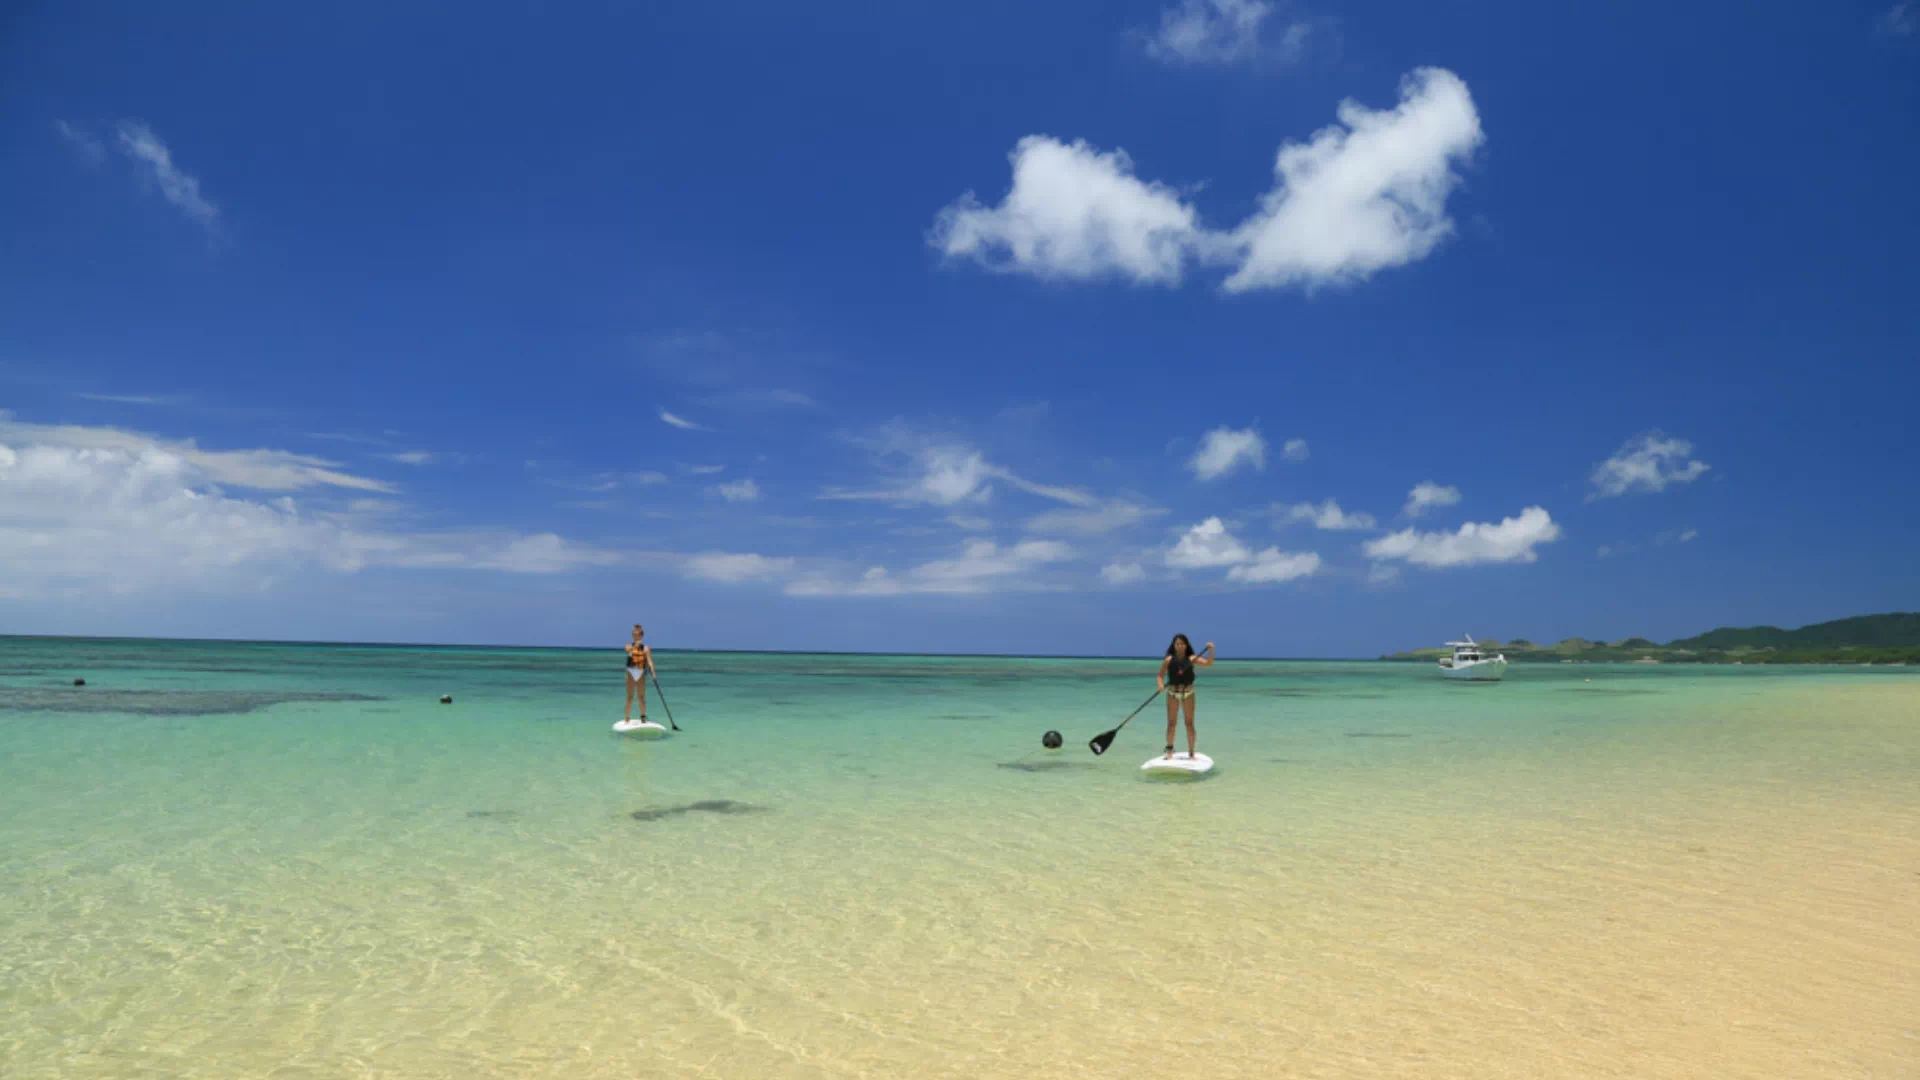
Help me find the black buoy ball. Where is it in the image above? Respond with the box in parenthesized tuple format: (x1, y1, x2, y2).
(1042, 730, 1063, 749)
(439, 694, 453, 704)
(74, 678, 87, 687)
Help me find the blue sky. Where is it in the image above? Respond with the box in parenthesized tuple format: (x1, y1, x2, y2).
(2, 0, 1916, 656)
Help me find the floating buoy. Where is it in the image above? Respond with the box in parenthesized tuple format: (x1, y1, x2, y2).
(439, 694, 453, 704)
(73, 678, 87, 687)
(1042, 730, 1063, 749)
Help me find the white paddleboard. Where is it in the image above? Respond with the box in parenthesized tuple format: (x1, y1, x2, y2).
(1141, 751, 1214, 777)
(612, 719, 669, 739)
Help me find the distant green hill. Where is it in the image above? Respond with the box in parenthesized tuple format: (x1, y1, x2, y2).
(1667, 612, 1920, 651)
(1382, 612, 1920, 664)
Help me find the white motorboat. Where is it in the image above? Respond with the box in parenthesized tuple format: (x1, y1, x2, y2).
(1439, 634, 1507, 681)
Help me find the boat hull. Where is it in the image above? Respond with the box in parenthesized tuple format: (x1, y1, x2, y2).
(1441, 658, 1507, 681)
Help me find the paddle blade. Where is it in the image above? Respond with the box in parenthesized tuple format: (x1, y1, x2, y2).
(1088, 728, 1118, 755)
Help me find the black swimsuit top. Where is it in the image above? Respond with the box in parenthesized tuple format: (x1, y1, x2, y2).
(1166, 655, 1195, 686)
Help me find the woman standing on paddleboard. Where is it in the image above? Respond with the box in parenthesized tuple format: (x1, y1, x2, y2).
(1159, 634, 1214, 759)
(624, 624, 656, 723)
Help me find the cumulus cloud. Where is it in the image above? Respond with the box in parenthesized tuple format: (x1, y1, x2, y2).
(1224, 68, 1483, 291)
(785, 539, 1072, 597)
(712, 478, 762, 502)
(0, 436, 621, 597)
(1166, 517, 1318, 586)
(1363, 506, 1560, 568)
(1588, 432, 1709, 499)
(115, 121, 218, 228)
(1167, 517, 1253, 569)
(1279, 499, 1376, 530)
(659, 409, 706, 431)
(684, 552, 794, 583)
(929, 136, 1203, 285)
(1101, 561, 1147, 585)
(1403, 481, 1460, 517)
(930, 68, 1482, 293)
(1226, 547, 1321, 584)
(1189, 426, 1266, 481)
(1143, 0, 1312, 67)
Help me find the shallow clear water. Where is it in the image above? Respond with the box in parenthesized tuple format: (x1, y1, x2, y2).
(3, 638, 1917, 1078)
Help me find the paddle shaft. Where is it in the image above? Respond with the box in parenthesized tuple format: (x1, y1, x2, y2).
(650, 670, 682, 731)
(1089, 688, 1163, 755)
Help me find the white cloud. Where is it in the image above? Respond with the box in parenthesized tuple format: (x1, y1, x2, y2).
(1026, 499, 1159, 536)
(1589, 432, 1709, 499)
(1281, 438, 1309, 463)
(1366, 563, 1400, 586)
(1877, 3, 1914, 36)
(684, 464, 725, 475)
(1189, 426, 1266, 481)
(659, 409, 706, 431)
(1280, 499, 1376, 531)
(381, 450, 468, 467)
(1597, 545, 1613, 559)
(931, 68, 1483, 293)
(713, 478, 762, 502)
(1403, 481, 1461, 517)
(1225, 68, 1484, 291)
(0, 417, 392, 493)
(0, 437, 622, 597)
(785, 539, 1073, 597)
(685, 552, 794, 583)
(55, 120, 107, 166)
(1363, 506, 1561, 568)
(929, 136, 1204, 286)
(1144, 0, 1311, 67)
(74, 392, 187, 406)
(823, 429, 1090, 509)
(115, 121, 218, 228)
(1680, 527, 1698, 543)
(1101, 561, 1147, 585)
(1226, 547, 1321, 584)
(947, 514, 992, 531)
(1166, 517, 1253, 569)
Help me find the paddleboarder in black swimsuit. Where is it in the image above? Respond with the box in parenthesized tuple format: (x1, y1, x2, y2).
(1158, 633, 1214, 759)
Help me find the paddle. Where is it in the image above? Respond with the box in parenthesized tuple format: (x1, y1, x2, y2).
(649, 671, 683, 732)
(1088, 688, 1163, 756)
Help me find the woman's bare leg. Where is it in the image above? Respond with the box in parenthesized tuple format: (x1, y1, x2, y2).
(1183, 694, 1198, 755)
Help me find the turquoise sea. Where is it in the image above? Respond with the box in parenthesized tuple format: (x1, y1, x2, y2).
(3, 637, 1917, 1079)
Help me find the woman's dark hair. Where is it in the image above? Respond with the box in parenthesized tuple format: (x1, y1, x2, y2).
(1166, 633, 1193, 657)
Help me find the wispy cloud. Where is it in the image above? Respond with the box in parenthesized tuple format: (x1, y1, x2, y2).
(1403, 482, 1461, 518)
(0, 417, 391, 493)
(1189, 426, 1266, 481)
(1026, 499, 1160, 536)
(786, 539, 1073, 597)
(1589, 432, 1709, 499)
(381, 450, 471, 467)
(1877, 3, 1914, 37)
(74, 392, 188, 407)
(712, 478, 762, 502)
(931, 68, 1483, 293)
(1281, 438, 1309, 463)
(54, 120, 106, 166)
(685, 552, 795, 584)
(1364, 506, 1560, 568)
(659, 408, 706, 431)
(115, 121, 218, 229)
(1101, 561, 1147, 585)
(823, 427, 1091, 509)
(1143, 0, 1314, 67)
